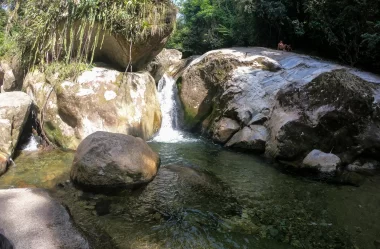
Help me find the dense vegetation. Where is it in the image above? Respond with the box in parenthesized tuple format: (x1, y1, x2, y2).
(0, 0, 173, 69)
(168, 0, 380, 72)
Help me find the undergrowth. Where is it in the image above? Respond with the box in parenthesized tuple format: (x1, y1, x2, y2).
(1, 0, 174, 70)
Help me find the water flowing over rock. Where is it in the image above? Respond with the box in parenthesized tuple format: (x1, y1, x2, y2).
(154, 74, 195, 143)
(179, 47, 380, 172)
(0, 188, 90, 249)
(71, 131, 160, 191)
(0, 92, 33, 175)
(24, 67, 161, 150)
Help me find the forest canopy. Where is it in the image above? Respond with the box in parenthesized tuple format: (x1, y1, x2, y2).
(167, 0, 380, 73)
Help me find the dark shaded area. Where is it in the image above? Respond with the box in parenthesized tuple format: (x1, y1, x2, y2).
(168, 0, 380, 73)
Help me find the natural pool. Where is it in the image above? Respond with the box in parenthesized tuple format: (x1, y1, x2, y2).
(1, 138, 379, 249)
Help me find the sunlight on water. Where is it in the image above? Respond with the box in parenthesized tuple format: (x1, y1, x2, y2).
(153, 74, 197, 143)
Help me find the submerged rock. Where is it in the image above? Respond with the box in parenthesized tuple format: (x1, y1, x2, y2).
(71, 131, 160, 191)
(0, 92, 33, 175)
(302, 150, 341, 173)
(0, 188, 90, 249)
(225, 125, 269, 152)
(24, 67, 161, 149)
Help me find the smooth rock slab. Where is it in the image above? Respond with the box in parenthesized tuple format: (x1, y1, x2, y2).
(0, 188, 90, 249)
(71, 131, 160, 191)
(303, 150, 341, 173)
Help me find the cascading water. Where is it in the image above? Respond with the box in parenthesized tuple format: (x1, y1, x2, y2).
(154, 74, 195, 143)
(22, 135, 39, 151)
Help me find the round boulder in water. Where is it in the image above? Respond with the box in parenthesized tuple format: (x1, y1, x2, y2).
(70, 131, 160, 191)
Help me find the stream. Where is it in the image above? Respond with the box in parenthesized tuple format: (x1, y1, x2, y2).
(0, 76, 379, 249)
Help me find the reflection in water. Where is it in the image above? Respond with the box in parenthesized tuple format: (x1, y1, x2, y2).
(0, 140, 379, 249)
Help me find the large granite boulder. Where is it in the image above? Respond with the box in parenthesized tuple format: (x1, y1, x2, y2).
(24, 67, 161, 150)
(0, 92, 33, 175)
(0, 188, 90, 249)
(179, 47, 380, 171)
(71, 131, 160, 191)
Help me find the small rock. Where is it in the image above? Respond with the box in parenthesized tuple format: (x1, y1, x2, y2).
(212, 117, 240, 143)
(225, 125, 269, 153)
(302, 150, 341, 173)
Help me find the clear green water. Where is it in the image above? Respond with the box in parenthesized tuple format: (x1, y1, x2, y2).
(1, 140, 379, 249)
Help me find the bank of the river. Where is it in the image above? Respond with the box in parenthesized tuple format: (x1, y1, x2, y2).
(1, 138, 379, 249)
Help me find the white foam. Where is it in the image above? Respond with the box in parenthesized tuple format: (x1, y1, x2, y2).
(22, 135, 39, 151)
(153, 75, 197, 143)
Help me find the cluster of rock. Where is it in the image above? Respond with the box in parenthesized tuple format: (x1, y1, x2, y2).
(0, 2, 175, 247)
(0, 5, 178, 176)
(179, 47, 380, 174)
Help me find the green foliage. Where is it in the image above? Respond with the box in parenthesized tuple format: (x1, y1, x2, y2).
(44, 61, 93, 82)
(3, 0, 173, 70)
(168, 0, 380, 72)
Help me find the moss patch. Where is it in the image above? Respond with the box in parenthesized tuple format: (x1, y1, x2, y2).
(44, 121, 75, 149)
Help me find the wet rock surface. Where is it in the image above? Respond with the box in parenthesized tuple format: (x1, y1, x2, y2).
(0, 188, 90, 249)
(179, 47, 380, 171)
(71, 131, 160, 191)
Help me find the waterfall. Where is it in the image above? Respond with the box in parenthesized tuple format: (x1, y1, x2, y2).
(154, 74, 194, 143)
(22, 135, 39, 151)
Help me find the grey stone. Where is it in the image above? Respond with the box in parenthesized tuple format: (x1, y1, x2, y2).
(211, 117, 240, 143)
(0, 188, 90, 249)
(225, 125, 269, 152)
(303, 150, 341, 173)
